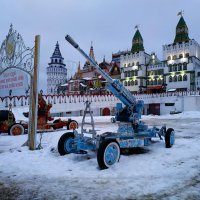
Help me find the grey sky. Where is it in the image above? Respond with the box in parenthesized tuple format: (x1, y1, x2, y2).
(1, 0, 200, 92)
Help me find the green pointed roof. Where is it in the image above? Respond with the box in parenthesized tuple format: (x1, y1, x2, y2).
(131, 29, 144, 53)
(174, 16, 189, 43)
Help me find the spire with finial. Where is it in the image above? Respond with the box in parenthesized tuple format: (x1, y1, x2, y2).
(52, 41, 63, 58)
(89, 41, 95, 61)
(174, 11, 189, 43)
(131, 26, 145, 53)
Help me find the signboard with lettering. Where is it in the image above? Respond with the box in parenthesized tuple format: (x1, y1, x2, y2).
(0, 69, 28, 92)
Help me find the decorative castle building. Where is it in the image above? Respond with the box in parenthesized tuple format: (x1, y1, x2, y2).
(46, 42, 67, 94)
(120, 15, 200, 93)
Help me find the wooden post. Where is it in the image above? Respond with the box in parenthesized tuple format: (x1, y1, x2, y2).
(28, 35, 40, 150)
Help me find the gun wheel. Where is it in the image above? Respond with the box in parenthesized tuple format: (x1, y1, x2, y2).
(97, 140, 120, 170)
(165, 128, 175, 148)
(67, 120, 78, 130)
(58, 132, 76, 155)
(8, 123, 25, 136)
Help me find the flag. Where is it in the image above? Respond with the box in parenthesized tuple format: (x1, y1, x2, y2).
(134, 25, 139, 29)
(177, 11, 183, 16)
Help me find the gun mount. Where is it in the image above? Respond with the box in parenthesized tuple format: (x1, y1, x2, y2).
(65, 35, 144, 125)
(57, 35, 175, 170)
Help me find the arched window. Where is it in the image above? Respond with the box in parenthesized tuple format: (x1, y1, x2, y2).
(178, 75, 182, 81)
(135, 70, 138, 76)
(173, 55, 177, 60)
(158, 79, 162, 85)
(132, 62, 135, 66)
(167, 56, 171, 61)
(179, 54, 183, 59)
(169, 76, 172, 82)
(135, 80, 138, 85)
(127, 71, 130, 77)
(173, 64, 177, 71)
(174, 75, 177, 82)
(183, 63, 187, 70)
(131, 80, 134, 86)
(128, 63, 131, 67)
(131, 70, 134, 76)
(124, 81, 127, 86)
(169, 65, 172, 72)
(178, 64, 182, 71)
(124, 71, 127, 77)
(55, 59, 57, 63)
(185, 53, 189, 58)
(128, 81, 130, 86)
(183, 74, 187, 81)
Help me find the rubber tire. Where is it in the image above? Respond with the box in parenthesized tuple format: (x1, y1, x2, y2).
(165, 128, 175, 148)
(97, 140, 120, 170)
(67, 120, 78, 130)
(58, 132, 75, 155)
(8, 123, 25, 136)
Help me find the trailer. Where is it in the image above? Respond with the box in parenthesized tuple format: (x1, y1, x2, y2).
(57, 35, 175, 169)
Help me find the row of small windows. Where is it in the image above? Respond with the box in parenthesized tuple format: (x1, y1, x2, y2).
(124, 70, 138, 77)
(147, 70, 163, 76)
(53, 59, 62, 63)
(47, 68, 67, 73)
(169, 63, 187, 72)
(147, 79, 163, 85)
(169, 75, 187, 82)
(124, 62, 139, 68)
(124, 80, 138, 86)
(167, 53, 189, 61)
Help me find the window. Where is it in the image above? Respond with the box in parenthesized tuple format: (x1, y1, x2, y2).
(183, 74, 187, 81)
(158, 79, 162, 85)
(165, 103, 175, 106)
(179, 54, 183, 59)
(173, 64, 177, 71)
(183, 63, 187, 70)
(178, 75, 182, 81)
(135, 80, 138, 85)
(135, 70, 138, 76)
(124, 71, 127, 77)
(124, 81, 127, 86)
(154, 79, 157, 85)
(128, 63, 131, 67)
(132, 62, 135, 66)
(128, 81, 130, 86)
(173, 55, 177, 60)
(174, 76, 177, 82)
(185, 53, 189, 58)
(131, 80, 134, 86)
(124, 64, 126, 67)
(55, 59, 57, 63)
(167, 56, 171, 60)
(169, 65, 172, 72)
(136, 62, 139, 66)
(146, 80, 149, 85)
(178, 64, 182, 71)
(169, 76, 172, 82)
(127, 71, 130, 77)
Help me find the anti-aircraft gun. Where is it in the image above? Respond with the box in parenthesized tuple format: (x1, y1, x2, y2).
(57, 35, 175, 170)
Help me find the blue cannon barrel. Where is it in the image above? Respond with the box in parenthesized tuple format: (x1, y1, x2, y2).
(65, 35, 137, 107)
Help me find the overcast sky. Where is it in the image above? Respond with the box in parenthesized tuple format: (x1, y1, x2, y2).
(1, 0, 200, 92)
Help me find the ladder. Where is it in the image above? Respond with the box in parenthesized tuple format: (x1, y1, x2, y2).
(81, 100, 96, 138)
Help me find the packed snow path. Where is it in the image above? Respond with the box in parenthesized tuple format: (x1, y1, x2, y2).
(0, 113, 200, 199)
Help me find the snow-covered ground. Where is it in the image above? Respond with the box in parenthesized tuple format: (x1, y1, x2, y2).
(0, 110, 200, 199)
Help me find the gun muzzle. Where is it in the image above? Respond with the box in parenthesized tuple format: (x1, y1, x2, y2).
(65, 35, 79, 49)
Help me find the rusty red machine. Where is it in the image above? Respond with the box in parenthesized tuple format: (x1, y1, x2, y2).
(0, 94, 78, 136)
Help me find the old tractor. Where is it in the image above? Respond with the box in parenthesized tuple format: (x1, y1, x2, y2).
(57, 35, 175, 169)
(0, 94, 78, 136)
(23, 94, 78, 131)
